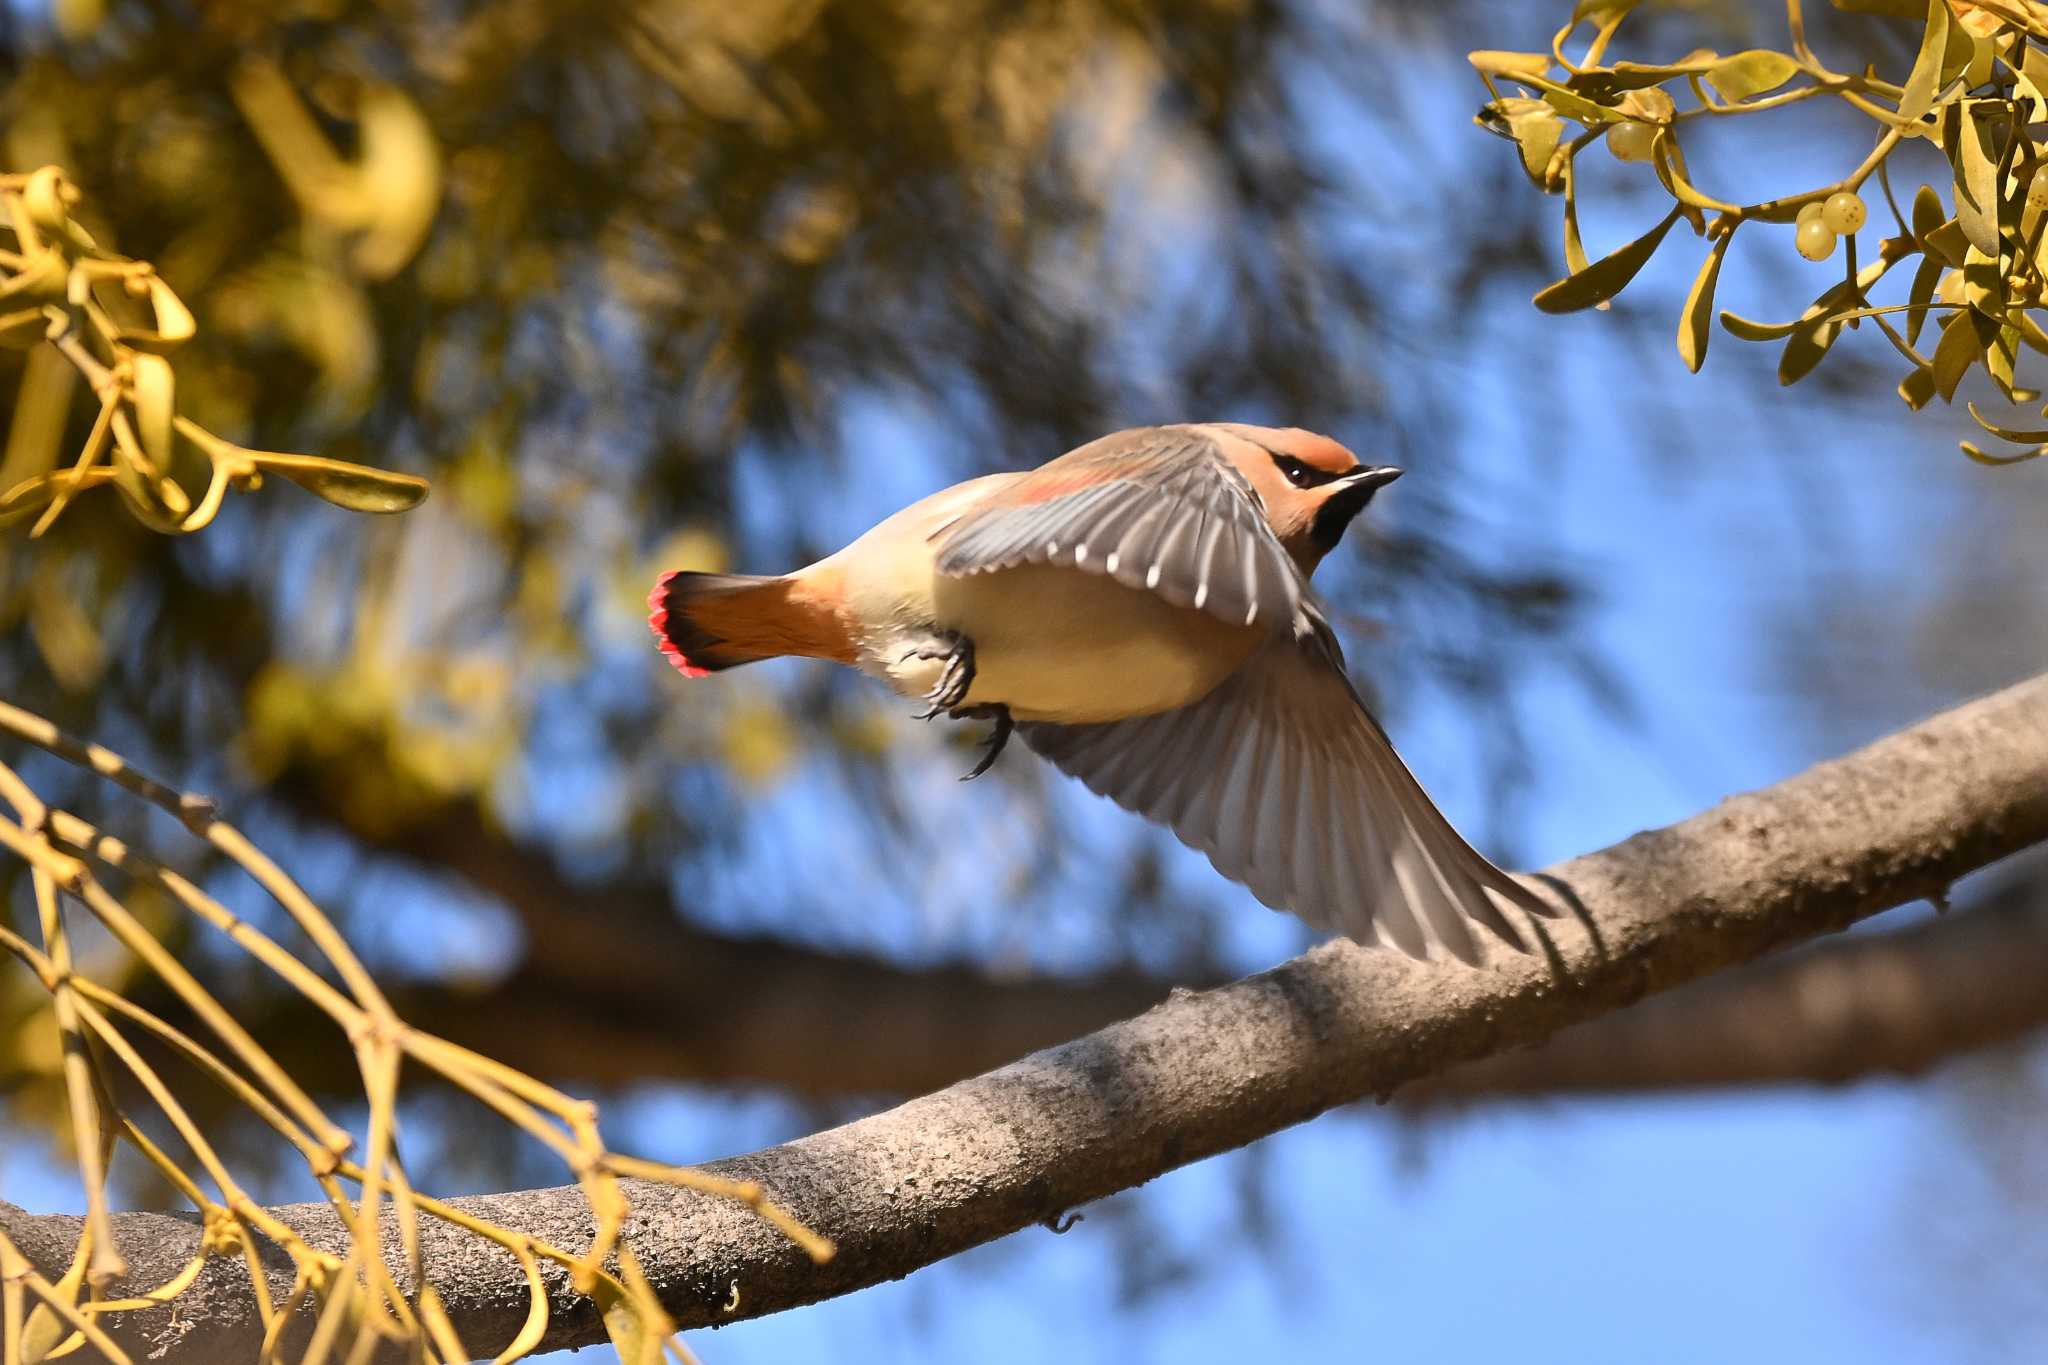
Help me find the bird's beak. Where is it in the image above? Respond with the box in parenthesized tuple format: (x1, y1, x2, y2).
(1324, 464, 1401, 515)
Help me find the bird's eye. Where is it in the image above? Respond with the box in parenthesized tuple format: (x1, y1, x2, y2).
(1272, 454, 1326, 489)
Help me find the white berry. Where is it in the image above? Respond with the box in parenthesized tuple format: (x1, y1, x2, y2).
(1795, 218, 1837, 262)
(1607, 121, 1656, 163)
(1821, 191, 1866, 234)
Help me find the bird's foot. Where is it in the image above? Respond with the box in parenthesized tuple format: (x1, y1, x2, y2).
(897, 631, 1010, 776)
(902, 630, 977, 719)
(952, 704, 1014, 781)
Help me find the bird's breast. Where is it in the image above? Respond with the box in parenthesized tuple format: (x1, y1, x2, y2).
(927, 566, 1260, 723)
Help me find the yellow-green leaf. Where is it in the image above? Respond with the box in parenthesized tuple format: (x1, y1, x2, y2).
(1723, 253, 1895, 346)
(592, 1277, 663, 1365)
(1987, 322, 2020, 399)
(1924, 217, 1971, 266)
(141, 277, 196, 350)
(1519, 118, 1565, 186)
(1505, 102, 1566, 187)
(1962, 243, 2004, 315)
(1899, 365, 1938, 409)
(1960, 439, 2047, 463)
(1532, 205, 1681, 313)
(1897, 0, 1951, 125)
(1721, 310, 1805, 341)
(251, 453, 431, 513)
(1931, 305, 1999, 399)
(1764, 257, 1902, 384)
(2014, 310, 2048, 355)
(1939, 9, 1979, 86)
(1949, 100, 2007, 255)
(1497, 69, 1626, 124)
(2019, 43, 2048, 121)
(1470, 51, 1552, 78)
(1568, 61, 1702, 101)
(1990, 325, 2023, 394)
(1779, 315, 1844, 385)
(102, 275, 199, 354)
(19, 1237, 90, 1365)
(1617, 86, 1675, 123)
(1706, 50, 1800, 102)
(1906, 252, 1945, 346)
(1539, 84, 1624, 125)
(1965, 399, 2048, 441)
(1911, 184, 1946, 243)
(1677, 231, 1733, 372)
(108, 410, 187, 529)
(1563, 158, 1591, 276)
(130, 353, 175, 470)
(1477, 99, 1567, 187)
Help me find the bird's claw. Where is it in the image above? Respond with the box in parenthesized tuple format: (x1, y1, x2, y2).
(904, 631, 976, 718)
(954, 704, 1013, 781)
(899, 631, 1010, 776)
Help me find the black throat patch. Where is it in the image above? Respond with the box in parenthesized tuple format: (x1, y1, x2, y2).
(1309, 481, 1375, 553)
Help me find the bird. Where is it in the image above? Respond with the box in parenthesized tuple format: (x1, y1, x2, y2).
(648, 422, 1556, 963)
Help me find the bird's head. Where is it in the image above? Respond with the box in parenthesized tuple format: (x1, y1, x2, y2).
(1211, 424, 1401, 574)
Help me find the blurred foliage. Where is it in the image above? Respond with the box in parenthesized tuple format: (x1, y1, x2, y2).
(0, 165, 428, 535)
(1479, 0, 2048, 463)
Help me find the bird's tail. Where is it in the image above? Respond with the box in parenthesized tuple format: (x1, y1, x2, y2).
(647, 571, 849, 677)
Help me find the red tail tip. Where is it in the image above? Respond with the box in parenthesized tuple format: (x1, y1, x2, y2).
(648, 573, 713, 678)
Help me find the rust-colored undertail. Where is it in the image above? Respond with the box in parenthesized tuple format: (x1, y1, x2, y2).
(648, 571, 853, 677)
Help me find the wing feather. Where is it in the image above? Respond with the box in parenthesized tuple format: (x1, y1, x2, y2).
(1019, 635, 1555, 961)
(933, 425, 1305, 635)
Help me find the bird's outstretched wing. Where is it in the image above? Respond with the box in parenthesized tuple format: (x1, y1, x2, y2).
(1018, 629, 1557, 963)
(930, 425, 1307, 635)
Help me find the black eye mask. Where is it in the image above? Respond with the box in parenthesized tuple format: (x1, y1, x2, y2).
(1271, 452, 1340, 489)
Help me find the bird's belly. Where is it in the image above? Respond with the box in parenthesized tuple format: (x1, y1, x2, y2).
(927, 566, 1259, 723)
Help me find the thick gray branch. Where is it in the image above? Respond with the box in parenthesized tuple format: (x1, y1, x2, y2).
(6, 672, 2047, 1362)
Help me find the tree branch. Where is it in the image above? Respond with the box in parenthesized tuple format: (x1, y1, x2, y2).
(1409, 882, 2048, 1101)
(7, 672, 2047, 1362)
(262, 763, 2047, 1105)
(329, 881, 2048, 1104)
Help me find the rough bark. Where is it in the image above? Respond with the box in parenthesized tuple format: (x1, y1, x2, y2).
(5, 672, 2047, 1362)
